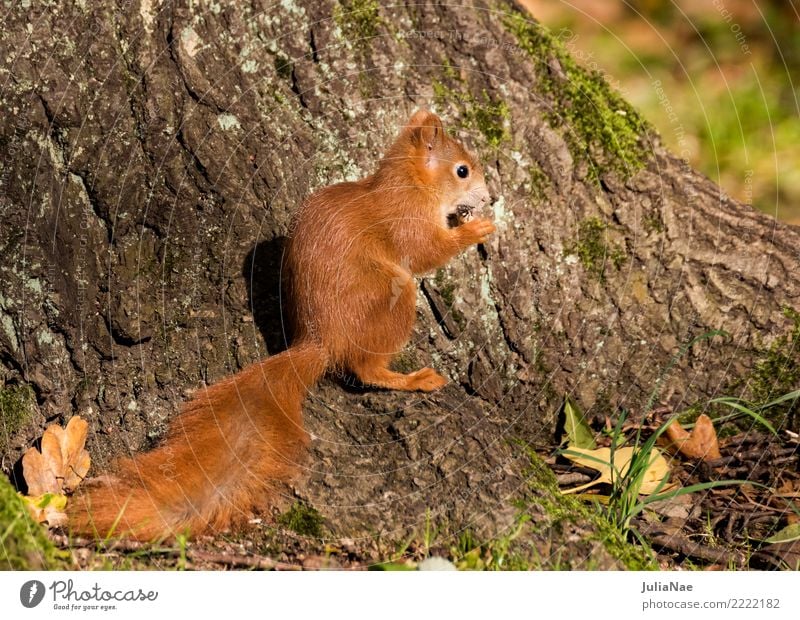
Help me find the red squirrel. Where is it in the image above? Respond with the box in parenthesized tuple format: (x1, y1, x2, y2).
(69, 110, 495, 539)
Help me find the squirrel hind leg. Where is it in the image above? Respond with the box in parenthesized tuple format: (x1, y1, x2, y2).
(352, 357, 447, 392)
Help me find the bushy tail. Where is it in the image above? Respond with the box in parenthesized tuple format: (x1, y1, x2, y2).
(69, 344, 328, 540)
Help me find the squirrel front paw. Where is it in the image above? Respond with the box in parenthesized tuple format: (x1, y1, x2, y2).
(457, 217, 496, 245)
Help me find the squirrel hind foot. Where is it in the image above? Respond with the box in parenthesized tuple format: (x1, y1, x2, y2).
(354, 365, 447, 392)
(406, 367, 448, 392)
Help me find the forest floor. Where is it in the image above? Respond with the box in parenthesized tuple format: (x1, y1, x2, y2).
(47, 416, 800, 572)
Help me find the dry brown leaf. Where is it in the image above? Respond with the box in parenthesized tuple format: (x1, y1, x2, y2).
(62, 416, 90, 491)
(21, 448, 59, 497)
(643, 493, 693, 520)
(65, 450, 91, 492)
(753, 540, 800, 570)
(22, 415, 91, 496)
(664, 414, 721, 461)
(775, 479, 800, 524)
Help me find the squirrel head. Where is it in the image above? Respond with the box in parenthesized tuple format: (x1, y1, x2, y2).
(382, 109, 491, 224)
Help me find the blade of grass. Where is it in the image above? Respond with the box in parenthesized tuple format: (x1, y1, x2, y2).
(630, 480, 769, 520)
(708, 398, 778, 435)
(758, 389, 800, 410)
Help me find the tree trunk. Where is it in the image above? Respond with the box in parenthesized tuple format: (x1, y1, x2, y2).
(1, 0, 797, 567)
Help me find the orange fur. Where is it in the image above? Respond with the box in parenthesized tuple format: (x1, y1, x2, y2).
(69, 110, 494, 540)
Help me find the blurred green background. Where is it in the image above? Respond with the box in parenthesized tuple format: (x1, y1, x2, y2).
(521, 0, 800, 224)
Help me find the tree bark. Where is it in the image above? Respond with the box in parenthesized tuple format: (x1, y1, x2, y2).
(1, 0, 797, 566)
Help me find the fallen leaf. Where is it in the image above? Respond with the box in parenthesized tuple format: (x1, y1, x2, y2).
(766, 523, 800, 544)
(21, 448, 59, 497)
(776, 478, 798, 495)
(775, 478, 800, 523)
(22, 416, 91, 496)
(638, 450, 672, 495)
(643, 493, 694, 521)
(20, 492, 68, 527)
(62, 416, 90, 491)
(371, 562, 418, 571)
(752, 540, 800, 570)
(560, 446, 670, 496)
(561, 396, 596, 449)
(664, 414, 721, 460)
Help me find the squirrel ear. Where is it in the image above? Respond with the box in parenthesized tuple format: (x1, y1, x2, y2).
(406, 110, 444, 157)
(406, 109, 433, 129)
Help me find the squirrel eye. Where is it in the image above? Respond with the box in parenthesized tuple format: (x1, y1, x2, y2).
(456, 164, 469, 179)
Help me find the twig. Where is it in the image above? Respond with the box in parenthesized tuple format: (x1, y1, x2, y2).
(555, 472, 593, 486)
(700, 456, 738, 468)
(187, 550, 301, 571)
(50, 533, 302, 570)
(649, 533, 746, 567)
(649, 406, 674, 417)
(739, 485, 786, 513)
(51, 534, 172, 554)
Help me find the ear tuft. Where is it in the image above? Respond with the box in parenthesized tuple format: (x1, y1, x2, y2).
(406, 110, 444, 151)
(406, 109, 433, 129)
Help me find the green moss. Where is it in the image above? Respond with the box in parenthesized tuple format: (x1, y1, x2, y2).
(433, 80, 511, 148)
(445, 447, 654, 570)
(677, 319, 799, 431)
(748, 307, 800, 429)
(334, 0, 382, 45)
(449, 514, 540, 570)
(523, 453, 656, 570)
(503, 10, 650, 180)
(434, 269, 454, 305)
(468, 95, 511, 148)
(564, 217, 626, 281)
(374, 445, 654, 570)
(277, 501, 325, 538)
(332, 1, 384, 95)
(528, 162, 549, 202)
(0, 474, 69, 569)
(391, 348, 419, 373)
(676, 403, 704, 427)
(274, 52, 293, 81)
(0, 383, 35, 455)
(643, 213, 664, 234)
(434, 269, 466, 328)
(440, 56, 458, 80)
